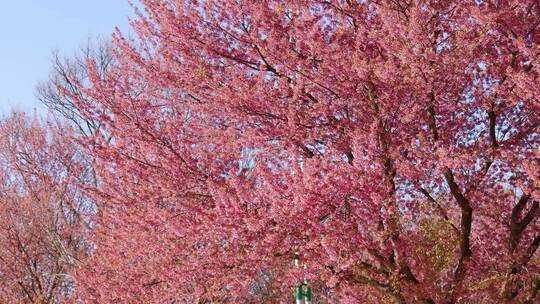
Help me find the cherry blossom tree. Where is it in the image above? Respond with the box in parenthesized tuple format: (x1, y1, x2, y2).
(51, 0, 539, 302)
(0, 113, 92, 303)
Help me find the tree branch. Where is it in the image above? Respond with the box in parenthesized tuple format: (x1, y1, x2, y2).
(418, 185, 459, 233)
(509, 194, 538, 254)
(443, 169, 473, 299)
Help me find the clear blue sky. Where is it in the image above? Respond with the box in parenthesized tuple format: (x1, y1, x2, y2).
(0, 0, 133, 115)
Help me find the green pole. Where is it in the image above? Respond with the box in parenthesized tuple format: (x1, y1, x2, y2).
(304, 280, 312, 304)
(293, 252, 313, 303)
(294, 252, 303, 303)
(303, 269, 311, 304)
(295, 285, 304, 304)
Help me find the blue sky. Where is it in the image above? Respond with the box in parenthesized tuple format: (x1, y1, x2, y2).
(0, 0, 133, 115)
